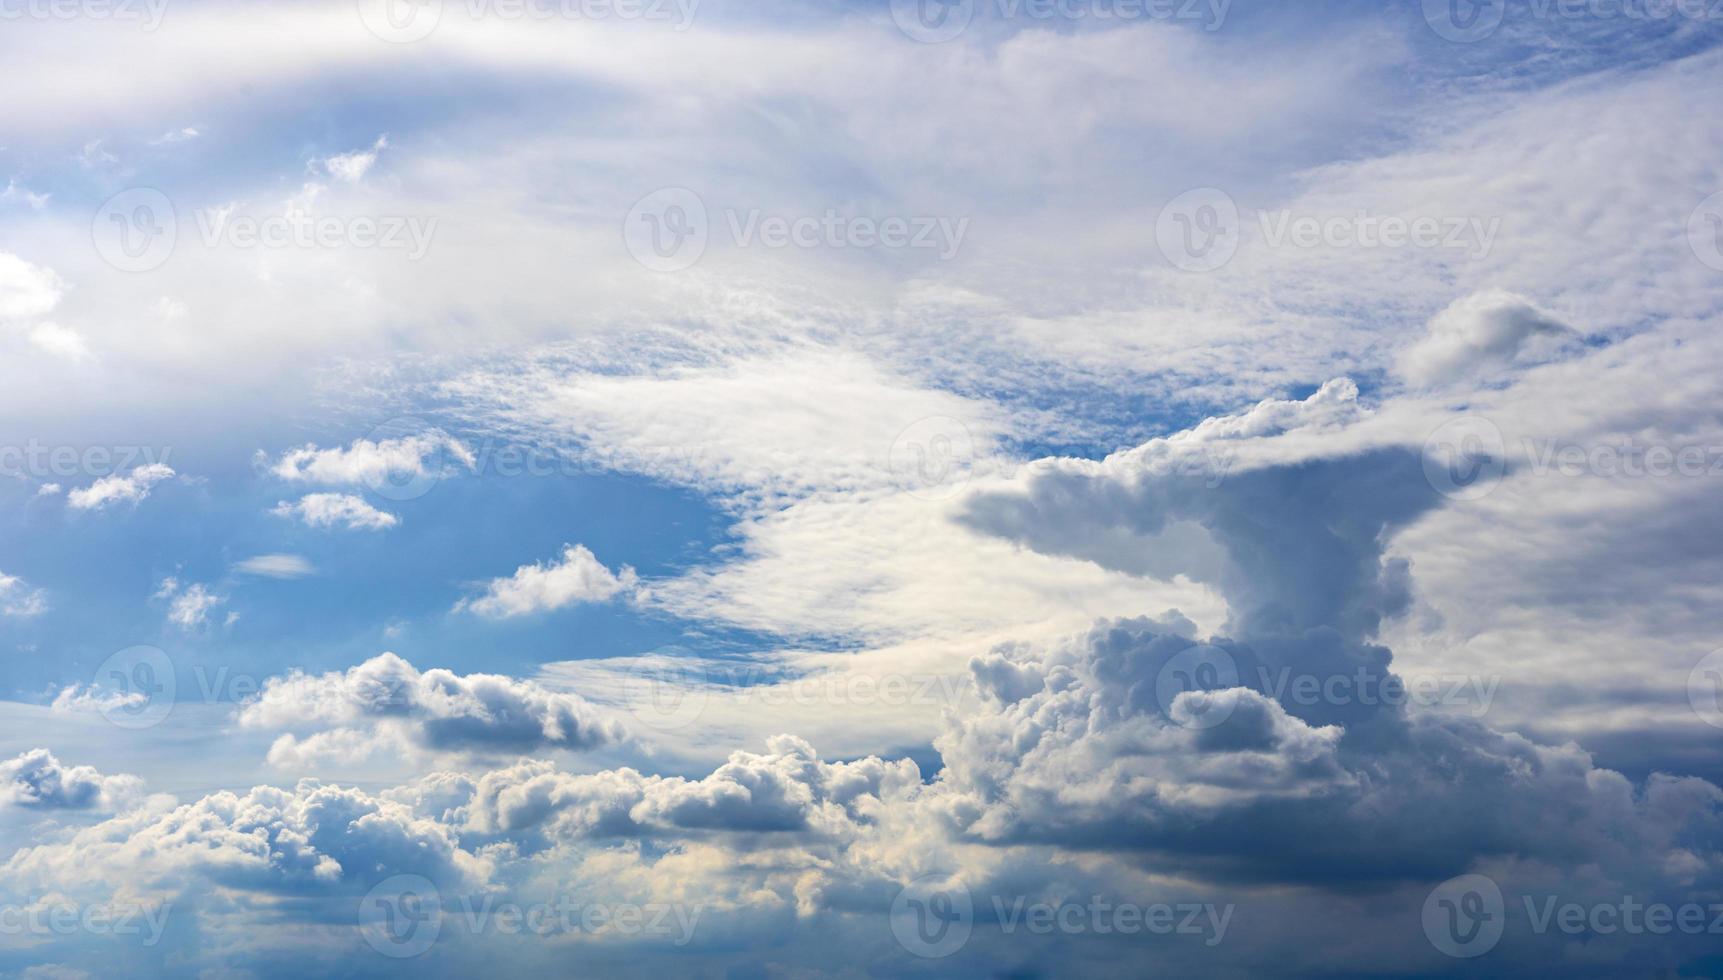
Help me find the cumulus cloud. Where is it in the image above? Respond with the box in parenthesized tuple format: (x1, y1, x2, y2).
(237, 652, 626, 760)
(154, 578, 226, 630)
(0, 571, 47, 617)
(1397, 289, 1581, 387)
(456, 544, 638, 619)
(3, 777, 490, 898)
(0, 750, 143, 811)
(272, 492, 399, 530)
(66, 463, 175, 510)
(264, 430, 473, 489)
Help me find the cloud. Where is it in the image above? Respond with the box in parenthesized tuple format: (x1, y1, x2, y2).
(0, 750, 143, 811)
(154, 578, 226, 630)
(28, 321, 91, 360)
(320, 134, 387, 183)
(265, 430, 473, 488)
(1397, 289, 1580, 387)
(233, 554, 315, 579)
(456, 544, 638, 619)
(0, 571, 47, 617)
(3, 777, 490, 898)
(66, 463, 175, 510)
(237, 652, 626, 759)
(0, 252, 60, 320)
(271, 492, 398, 530)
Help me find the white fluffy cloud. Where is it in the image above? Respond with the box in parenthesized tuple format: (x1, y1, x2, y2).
(66, 463, 175, 510)
(154, 578, 226, 630)
(265, 430, 473, 488)
(237, 652, 627, 760)
(456, 544, 637, 619)
(0, 750, 143, 811)
(1397, 289, 1580, 387)
(272, 492, 399, 530)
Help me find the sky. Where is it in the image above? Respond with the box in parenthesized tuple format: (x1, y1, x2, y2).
(2, 0, 1723, 976)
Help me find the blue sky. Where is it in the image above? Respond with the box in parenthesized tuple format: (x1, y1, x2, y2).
(3, 0, 1723, 977)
